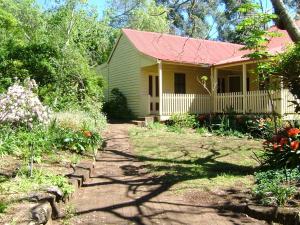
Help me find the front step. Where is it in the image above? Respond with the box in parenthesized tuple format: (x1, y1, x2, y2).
(131, 116, 156, 127)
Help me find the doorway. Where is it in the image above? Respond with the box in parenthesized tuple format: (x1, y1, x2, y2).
(148, 75, 159, 114)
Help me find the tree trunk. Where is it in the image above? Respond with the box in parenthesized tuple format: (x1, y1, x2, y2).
(270, 0, 300, 43)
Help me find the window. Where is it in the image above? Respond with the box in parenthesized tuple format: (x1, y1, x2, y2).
(174, 73, 186, 94)
(247, 77, 250, 92)
(155, 76, 159, 97)
(148, 76, 153, 96)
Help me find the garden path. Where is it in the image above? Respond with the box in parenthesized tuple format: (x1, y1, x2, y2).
(70, 123, 266, 225)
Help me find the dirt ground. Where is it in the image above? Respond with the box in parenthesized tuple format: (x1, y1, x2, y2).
(67, 123, 266, 225)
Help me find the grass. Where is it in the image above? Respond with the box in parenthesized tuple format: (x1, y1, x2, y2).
(130, 126, 263, 192)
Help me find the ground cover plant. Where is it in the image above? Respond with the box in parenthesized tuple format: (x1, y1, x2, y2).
(0, 79, 106, 223)
(130, 125, 263, 192)
(253, 168, 300, 206)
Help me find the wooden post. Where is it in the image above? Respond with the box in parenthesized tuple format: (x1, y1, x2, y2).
(278, 79, 284, 115)
(242, 64, 247, 114)
(158, 60, 163, 117)
(211, 67, 217, 113)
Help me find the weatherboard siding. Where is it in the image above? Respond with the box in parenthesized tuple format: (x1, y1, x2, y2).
(106, 34, 141, 116)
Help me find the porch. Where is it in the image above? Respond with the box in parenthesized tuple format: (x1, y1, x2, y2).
(140, 61, 298, 119)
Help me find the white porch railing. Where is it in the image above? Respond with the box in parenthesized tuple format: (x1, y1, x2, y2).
(162, 93, 211, 115)
(215, 92, 243, 113)
(160, 89, 297, 116)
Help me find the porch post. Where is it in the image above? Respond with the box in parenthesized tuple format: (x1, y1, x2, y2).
(242, 64, 247, 114)
(158, 60, 163, 117)
(211, 67, 217, 113)
(278, 79, 284, 115)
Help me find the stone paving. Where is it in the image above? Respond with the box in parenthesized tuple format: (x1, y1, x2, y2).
(70, 123, 266, 225)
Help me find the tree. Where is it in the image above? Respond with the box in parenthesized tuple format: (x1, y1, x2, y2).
(0, 0, 112, 111)
(271, 0, 300, 42)
(107, 0, 170, 33)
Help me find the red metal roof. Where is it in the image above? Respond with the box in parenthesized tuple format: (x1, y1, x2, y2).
(122, 22, 298, 66)
(122, 28, 245, 65)
(215, 21, 300, 66)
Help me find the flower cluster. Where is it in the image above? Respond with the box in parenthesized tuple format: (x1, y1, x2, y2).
(264, 127, 300, 152)
(0, 79, 51, 126)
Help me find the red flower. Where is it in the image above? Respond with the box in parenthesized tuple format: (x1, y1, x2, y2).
(198, 115, 206, 122)
(279, 138, 289, 146)
(273, 143, 279, 151)
(83, 130, 92, 138)
(272, 135, 282, 143)
(287, 128, 300, 137)
(290, 141, 299, 151)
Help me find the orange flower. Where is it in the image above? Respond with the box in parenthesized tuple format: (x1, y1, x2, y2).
(83, 130, 92, 138)
(290, 141, 299, 151)
(287, 128, 300, 137)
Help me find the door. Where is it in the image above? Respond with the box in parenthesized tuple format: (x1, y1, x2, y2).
(148, 75, 159, 114)
(229, 76, 241, 92)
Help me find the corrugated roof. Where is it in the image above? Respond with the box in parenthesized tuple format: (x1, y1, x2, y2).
(122, 28, 246, 65)
(122, 22, 298, 66)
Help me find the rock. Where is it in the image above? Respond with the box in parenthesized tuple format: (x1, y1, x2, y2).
(46, 186, 63, 202)
(31, 202, 52, 225)
(246, 204, 277, 221)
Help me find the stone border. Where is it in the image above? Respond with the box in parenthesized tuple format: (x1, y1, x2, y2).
(28, 160, 95, 224)
(222, 203, 300, 225)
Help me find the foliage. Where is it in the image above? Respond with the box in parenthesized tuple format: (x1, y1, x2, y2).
(253, 169, 300, 206)
(196, 113, 276, 139)
(103, 88, 134, 120)
(57, 127, 102, 154)
(0, 119, 103, 157)
(262, 125, 300, 169)
(0, 168, 74, 199)
(54, 110, 107, 134)
(0, 0, 112, 111)
(168, 113, 196, 128)
(0, 201, 7, 214)
(276, 43, 300, 113)
(237, 3, 278, 60)
(0, 79, 51, 127)
(107, 0, 169, 33)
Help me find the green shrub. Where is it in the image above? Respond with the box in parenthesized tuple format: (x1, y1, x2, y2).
(54, 110, 107, 133)
(260, 126, 300, 169)
(195, 127, 209, 134)
(196, 113, 277, 139)
(169, 113, 196, 128)
(102, 88, 134, 120)
(253, 169, 300, 206)
(147, 122, 166, 130)
(0, 201, 8, 213)
(0, 168, 74, 199)
(0, 120, 103, 157)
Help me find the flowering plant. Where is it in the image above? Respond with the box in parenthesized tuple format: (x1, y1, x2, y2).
(0, 79, 51, 127)
(263, 126, 300, 168)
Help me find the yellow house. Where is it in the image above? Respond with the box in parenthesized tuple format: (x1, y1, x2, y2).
(99, 28, 298, 120)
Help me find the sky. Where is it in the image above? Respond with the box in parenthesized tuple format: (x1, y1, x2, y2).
(37, 0, 107, 17)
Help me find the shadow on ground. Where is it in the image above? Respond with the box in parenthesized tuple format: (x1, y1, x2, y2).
(73, 128, 261, 225)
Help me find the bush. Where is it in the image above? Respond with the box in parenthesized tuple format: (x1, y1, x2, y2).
(54, 110, 107, 133)
(261, 125, 300, 169)
(0, 79, 51, 127)
(102, 88, 134, 120)
(196, 113, 276, 139)
(253, 169, 300, 206)
(169, 113, 196, 128)
(0, 120, 103, 157)
(0, 168, 74, 199)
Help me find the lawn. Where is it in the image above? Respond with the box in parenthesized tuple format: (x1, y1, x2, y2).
(130, 126, 264, 193)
